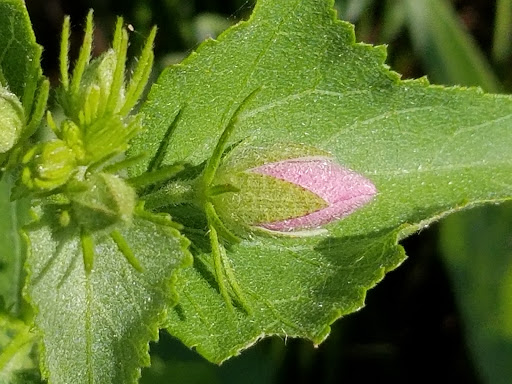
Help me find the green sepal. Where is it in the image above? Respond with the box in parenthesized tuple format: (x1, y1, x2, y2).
(211, 171, 327, 232)
(82, 116, 138, 164)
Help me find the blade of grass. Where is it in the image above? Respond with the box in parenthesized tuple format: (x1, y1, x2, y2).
(493, 0, 512, 64)
(403, 0, 500, 92)
(379, 0, 406, 43)
(337, 0, 375, 22)
(439, 204, 512, 384)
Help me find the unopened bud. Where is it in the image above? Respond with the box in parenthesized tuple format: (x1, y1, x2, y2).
(68, 172, 136, 232)
(21, 140, 77, 192)
(210, 144, 377, 235)
(78, 50, 125, 117)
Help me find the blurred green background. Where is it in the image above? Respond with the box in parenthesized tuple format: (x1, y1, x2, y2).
(23, 0, 512, 382)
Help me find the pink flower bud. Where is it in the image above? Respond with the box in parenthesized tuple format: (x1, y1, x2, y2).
(252, 157, 376, 232)
(211, 143, 377, 235)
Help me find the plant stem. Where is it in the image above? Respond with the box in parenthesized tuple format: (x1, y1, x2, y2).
(142, 179, 197, 210)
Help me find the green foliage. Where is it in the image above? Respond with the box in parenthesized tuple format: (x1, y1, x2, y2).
(0, 0, 42, 102)
(25, 212, 192, 383)
(397, 2, 512, 381)
(0, 174, 29, 317)
(493, 0, 512, 64)
(0, 0, 511, 382)
(130, 0, 512, 363)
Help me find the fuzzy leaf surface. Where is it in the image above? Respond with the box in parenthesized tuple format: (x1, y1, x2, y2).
(25, 209, 192, 384)
(131, 0, 512, 362)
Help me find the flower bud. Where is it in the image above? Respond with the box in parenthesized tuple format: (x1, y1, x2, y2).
(210, 144, 377, 235)
(21, 140, 77, 192)
(0, 87, 24, 154)
(78, 50, 125, 118)
(68, 172, 136, 232)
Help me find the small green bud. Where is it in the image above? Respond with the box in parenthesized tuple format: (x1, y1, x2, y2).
(60, 114, 137, 166)
(78, 50, 125, 119)
(68, 172, 136, 232)
(21, 140, 77, 192)
(0, 87, 25, 154)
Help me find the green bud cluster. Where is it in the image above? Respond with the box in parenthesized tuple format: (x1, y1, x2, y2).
(54, 11, 155, 168)
(18, 11, 155, 196)
(12, 12, 158, 273)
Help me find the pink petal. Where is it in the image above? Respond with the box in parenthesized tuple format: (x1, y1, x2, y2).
(252, 157, 376, 231)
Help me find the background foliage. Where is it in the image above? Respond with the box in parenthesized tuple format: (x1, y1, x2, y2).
(6, 0, 512, 382)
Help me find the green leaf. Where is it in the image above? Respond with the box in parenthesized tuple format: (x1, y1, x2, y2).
(25, 210, 192, 383)
(131, 0, 512, 362)
(0, 0, 43, 110)
(0, 174, 29, 316)
(166, 231, 404, 362)
(403, 0, 501, 92)
(440, 204, 512, 384)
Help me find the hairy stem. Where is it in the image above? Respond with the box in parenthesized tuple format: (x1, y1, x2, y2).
(142, 179, 197, 210)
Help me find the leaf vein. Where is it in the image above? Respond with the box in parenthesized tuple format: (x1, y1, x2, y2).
(321, 105, 436, 147)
